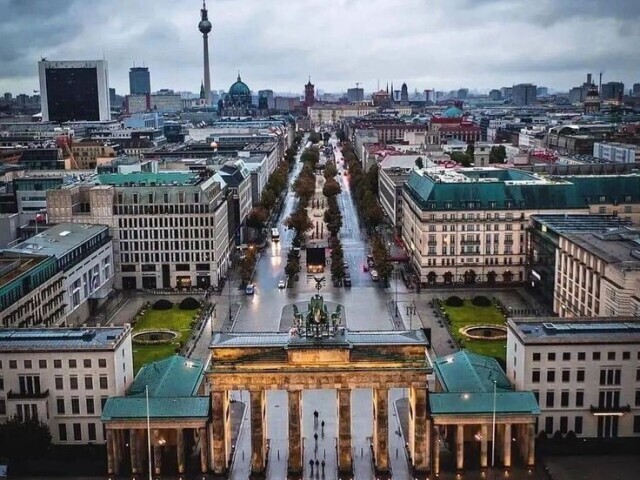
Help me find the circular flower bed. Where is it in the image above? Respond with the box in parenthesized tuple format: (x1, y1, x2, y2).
(133, 329, 179, 345)
(459, 325, 507, 341)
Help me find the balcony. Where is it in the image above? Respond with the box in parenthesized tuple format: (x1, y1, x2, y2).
(7, 389, 50, 400)
(460, 240, 481, 245)
(590, 404, 631, 415)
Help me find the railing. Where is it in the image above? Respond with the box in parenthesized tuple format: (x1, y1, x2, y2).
(7, 389, 49, 400)
(590, 404, 631, 414)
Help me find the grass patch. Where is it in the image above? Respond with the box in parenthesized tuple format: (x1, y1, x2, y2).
(441, 299, 507, 361)
(132, 305, 198, 373)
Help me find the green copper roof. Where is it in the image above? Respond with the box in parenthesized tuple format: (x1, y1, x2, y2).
(97, 172, 199, 187)
(101, 397, 209, 420)
(128, 355, 204, 398)
(433, 351, 512, 393)
(430, 392, 540, 415)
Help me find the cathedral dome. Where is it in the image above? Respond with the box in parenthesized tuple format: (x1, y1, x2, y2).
(229, 75, 250, 97)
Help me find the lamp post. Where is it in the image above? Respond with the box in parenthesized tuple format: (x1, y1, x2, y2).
(228, 270, 232, 323)
(394, 268, 399, 318)
(491, 379, 497, 468)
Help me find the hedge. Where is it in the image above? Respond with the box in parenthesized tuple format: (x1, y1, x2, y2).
(471, 295, 492, 307)
(179, 297, 201, 310)
(445, 296, 464, 307)
(152, 299, 173, 310)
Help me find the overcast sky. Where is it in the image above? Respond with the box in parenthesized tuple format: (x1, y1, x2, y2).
(1, 0, 639, 96)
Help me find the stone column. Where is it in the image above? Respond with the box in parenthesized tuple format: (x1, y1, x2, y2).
(112, 429, 121, 474)
(373, 388, 389, 472)
(288, 390, 302, 474)
(503, 423, 512, 468)
(130, 429, 138, 474)
(211, 390, 228, 474)
(176, 428, 185, 474)
(106, 429, 115, 475)
(250, 390, 266, 474)
(200, 427, 209, 473)
(153, 430, 162, 475)
(480, 424, 488, 468)
(432, 424, 440, 475)
(456, 424, 464, 471)
(338, 388, 352, 473)
(527, 423, 535, 467)
(410, 386, 429, 472)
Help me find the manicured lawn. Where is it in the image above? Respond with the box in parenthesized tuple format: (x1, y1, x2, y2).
(441, 299, 507, 361)
(132, 305, 198, 373)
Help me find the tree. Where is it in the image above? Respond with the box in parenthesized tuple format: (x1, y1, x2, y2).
(247, 206, 269, 230)
(308, 131, 322, 144)
(466, 142, 475, 158)
(489, 145, 507, 164)
(322, 177, 341, 198)
(293, 175, 316, 201)
(323, 131, 331, 144)
(301, 147, 320, 166)
(285, 205, 313, 244)
(336, 130, 346, 142)
(450, 151, 471, 167)
(330, 240, 345, 281)
(365, 164, 379, 195)
(285, 253, 299, 279)
(371, 234, 393, 282)
(260, 189, 277, 210)
(415, 156, 424, 169)
(239, 248, 258, 285)
(0, 417, 52, 464)
(323, 162, 338, 179)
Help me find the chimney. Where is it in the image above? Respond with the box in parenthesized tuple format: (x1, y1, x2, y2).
(587, 73, 592, 85)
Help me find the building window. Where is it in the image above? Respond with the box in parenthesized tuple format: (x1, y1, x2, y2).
(600, 368, 621, 386)
(59, 424, 67, 442)
(54, 359, 62, 369)
(634, 416, 640, 434)
(98, 359, 107, 368)
(593, 352, 601, 361)
(532, 371, 540, 383)
(100, 397, 108, 412)
(545, 417, 553, 434)
(560, 416, 568, 434)
(99, 376, 108, 390)
(56, 398, 65, 414)
(623, 351, 630, 360)
(561, 391, 569, 407)
(55, 377, 63, 390)
(635, 390, 640, 407)
(73, 423, 82, 442)
(533, 353, 540, 362)
(38, 360, 47, 369)
(578, 352, 585, 361)
(0, 399, 5, 415)
(69, 359, 77, 369)
(0, 377, 3, 391)
(9, 360, 16, 369)
(548, 352, 556, 361)
(547, 370, 556, 383)
(562, 352, 571, 361)
(562, 370, 570, 383)
(83, 359, 92, 369)
(546, 391, 555, 408)
(86, 397, 95, 415)
(88, 423, 97, 442)
(70, 377, 78, 390)
(24, 360, 32, 369)
(71, 398, 80, 415)
(607, 352, 616, 361)
(576, 391, 584, 407)
(85, 376, 93, 390)
(575, 416, 583, 434)
(637, 368, 640, 381)
(577, 370, 585, 383)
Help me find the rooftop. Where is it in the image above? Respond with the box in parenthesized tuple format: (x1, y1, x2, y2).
(508, 317, 640, 345)
(5, 223, 109, 260)
(563, 228, 640, 267)
(0, 252, 52, 289)
(97, 172, 200, 187)
(530, 214, 632, 234)
(0, 326, 130, 352)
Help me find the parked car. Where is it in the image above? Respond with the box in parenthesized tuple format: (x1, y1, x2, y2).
(342, 261, 349, 269)
(363, 264, 369, 272)
(370, 270, 379, 281)
(277, 279, 286, 289)
(245, 284, 255, 295)
(344, 275, 352, 287)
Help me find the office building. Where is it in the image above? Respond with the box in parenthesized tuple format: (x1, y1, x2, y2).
(512, 84, 537, 106)
(129, 67, 151, 95)
(601, 82, 625, 101)
(5, 224, 114, 326)
(0, 326, 133, 444)
(46, 171, 230, 290)
(38, 60, 111, 122)
(593, 142, 637, 164)
(507, 317, 640, 439)
(347, 87, 364, 103)
(257, 89, 275, 110)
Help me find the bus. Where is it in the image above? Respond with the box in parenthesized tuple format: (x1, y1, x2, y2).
(271, 228, 280, 242)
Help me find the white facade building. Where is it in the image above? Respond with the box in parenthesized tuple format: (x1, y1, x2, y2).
(507, 318, 640, 439)
(0, 326, 133, 445)
(593, 142, 637, 164)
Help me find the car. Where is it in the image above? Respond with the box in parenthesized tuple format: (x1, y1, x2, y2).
(344, 275, 352, 287)
(370, 270, 379, 281)
(342, 261, 349, 269)
(277, 280, 286, 289)
(363, 264, 369, 272)
(245, 284, 255, 295)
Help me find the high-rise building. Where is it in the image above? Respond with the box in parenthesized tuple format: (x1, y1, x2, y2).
(128, 67, 151, 95)
(488, 89, 502, 101)
(633, 83, 640, 97)
(512, 83, 537, 106)
(38, 60, 111, 122)
(457, 88, 469, 100)
(198, 1, 213, 105)
(401, 83, 409, 102)
(346, 87, 364, 103)
(258, 89, 275, 109)
(536, 86, 548, 96)
(600, 81, 625, 101)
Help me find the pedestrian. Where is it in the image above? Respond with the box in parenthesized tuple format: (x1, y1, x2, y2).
(314, 432, 318, 443)
(309, 459, 314, 473)
(321, 420, 325, 430)
(321, 459, 325, 474)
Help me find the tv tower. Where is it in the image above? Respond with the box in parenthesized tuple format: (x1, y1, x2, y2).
(198, 0, 212, 105)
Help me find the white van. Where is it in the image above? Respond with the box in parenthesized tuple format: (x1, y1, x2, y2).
(370, 270, 379, 281)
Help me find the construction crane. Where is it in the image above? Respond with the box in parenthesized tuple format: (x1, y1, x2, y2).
(355, 82, 361, 89)
(56, 134, 79, 169)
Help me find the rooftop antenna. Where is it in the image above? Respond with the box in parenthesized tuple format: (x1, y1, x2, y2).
(599, 71, 604, 94)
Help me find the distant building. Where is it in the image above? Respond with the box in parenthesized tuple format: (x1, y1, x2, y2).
(512, 84, 537, 106)
(150, 92, 182, 114)
(456, 88, 468, 100)
(488, 89, 502, 101)
(536, 86, 549, 96)
(129, 67, 151, 95)
(304, 78, 315, 109)
(38, 60, 111, 122)
(0, 326, 133, 445)
(633, 83, 640, 97)
(593, 142, 637, 164)
(401, 83, 409, 102)
(500, 87, 513, 100)
(346, 87, 364, 103)
(601, 82, 625, 101)
(257, 89, 274, 110)
(125, 94, 150, 114)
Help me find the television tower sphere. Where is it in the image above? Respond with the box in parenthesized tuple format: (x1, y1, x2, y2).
(198, 0, 212, 35)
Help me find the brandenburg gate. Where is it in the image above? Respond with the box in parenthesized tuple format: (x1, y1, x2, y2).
(207, 294, 433, 477)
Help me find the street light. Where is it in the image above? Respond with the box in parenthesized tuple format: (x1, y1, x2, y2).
(394, 269, 399, 318)
(492, 379, 497, 467)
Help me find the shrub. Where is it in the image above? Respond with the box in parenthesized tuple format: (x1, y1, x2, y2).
(445, 296, 464, 307)
(152, 299, 173, 310)
(180, 297, 201, 310)
(471, 295, 492, 307)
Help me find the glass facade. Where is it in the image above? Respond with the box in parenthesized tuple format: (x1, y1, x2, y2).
(45, 68, 100, 122)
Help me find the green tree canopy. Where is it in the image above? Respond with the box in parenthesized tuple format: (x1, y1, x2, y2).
(322, 177, 342, 198)
(0, 418, 52, 464)
(450, 151, 472, 167)
(246, 207, 269, 230)
(415, 156, 424, 169)
(489, 145, 507, 164)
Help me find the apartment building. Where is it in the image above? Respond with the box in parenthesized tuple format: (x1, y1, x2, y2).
(46, 171, 230, 290)
(401, 168, 640, 286)
(5, 223, 114, 326)
(507, 317, 640, 439)
(378, 157, 420, 234)
(554, 227, 640, 318)
(0, 326, 133, 444)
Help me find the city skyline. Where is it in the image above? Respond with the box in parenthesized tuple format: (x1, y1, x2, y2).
(1, 0, 639, 96)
